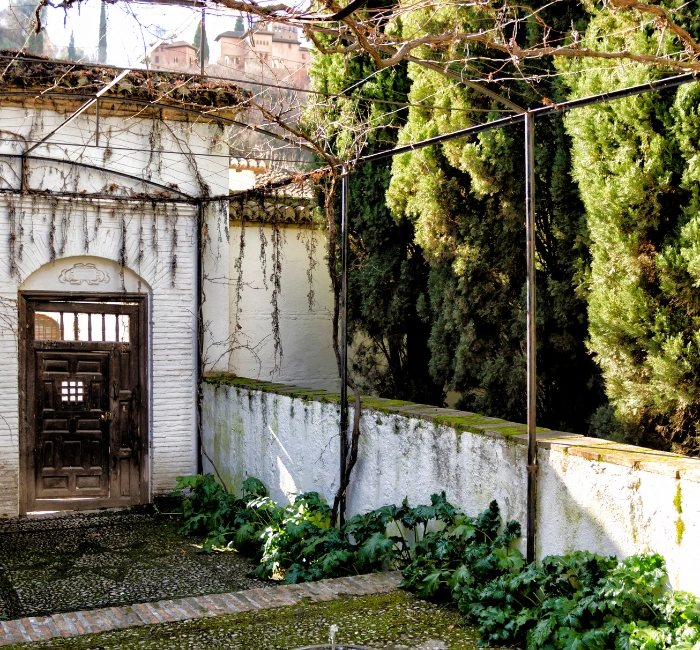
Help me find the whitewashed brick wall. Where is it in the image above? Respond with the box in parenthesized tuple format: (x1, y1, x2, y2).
(203, 380, 700, 596)
(227, 224, 338, 389)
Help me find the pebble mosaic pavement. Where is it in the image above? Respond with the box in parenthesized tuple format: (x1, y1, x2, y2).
(0, 572, 403, 646)
(0, 508, 267, 620)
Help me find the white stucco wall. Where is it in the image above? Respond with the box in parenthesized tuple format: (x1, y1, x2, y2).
(0, 104, 231, 516)
(202, 378, 700, 595)
(226, 223, 338, 389)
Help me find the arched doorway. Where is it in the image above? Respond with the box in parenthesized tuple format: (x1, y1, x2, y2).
(18, 258, 149, 513)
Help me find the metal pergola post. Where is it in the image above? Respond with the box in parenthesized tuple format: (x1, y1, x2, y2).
(524, 111, 537, 563)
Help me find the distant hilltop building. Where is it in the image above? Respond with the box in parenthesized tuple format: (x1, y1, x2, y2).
(151, 41, 199, 72)
(150, 21, 311, 91)
(214, 22, 310, 90)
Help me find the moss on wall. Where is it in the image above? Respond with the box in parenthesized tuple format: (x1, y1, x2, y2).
(676, 517, 685, 545)
(674, 484, 683, 514)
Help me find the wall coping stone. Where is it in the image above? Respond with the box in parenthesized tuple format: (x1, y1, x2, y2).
(204, 373, 700, 483)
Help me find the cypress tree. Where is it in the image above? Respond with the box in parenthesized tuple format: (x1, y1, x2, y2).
(385, 1, 605, 431)
(307, 3, 443, 404)
(98, 2, 107, 64)
(67, 31, 76, 61)
(0, 0, 44, 53)
(560, 7, 700, 451)
(193, 22, 209, 63)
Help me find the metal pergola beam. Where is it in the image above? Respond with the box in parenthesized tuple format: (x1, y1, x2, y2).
(338, 70, 698, 558)
(405, 56, 526, 114)
(23, 70, 132, 158)
(357, 72, 696, 164)
(0, 153, 196, 200)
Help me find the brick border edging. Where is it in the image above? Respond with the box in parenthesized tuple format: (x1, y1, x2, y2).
(0, 572, 403, 646)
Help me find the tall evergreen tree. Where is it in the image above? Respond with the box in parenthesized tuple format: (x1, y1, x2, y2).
(97, 2, 107, 64)
(559, 6, 700, 452)
(67, 31, 76, 61)
(0, 0, 44, 53)
(385, 1, 605, 431)
(193, 22, 209, 63)
(307, 2, 444, 404)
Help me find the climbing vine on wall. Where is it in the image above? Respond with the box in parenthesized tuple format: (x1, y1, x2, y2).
(269, 211, 284, 374)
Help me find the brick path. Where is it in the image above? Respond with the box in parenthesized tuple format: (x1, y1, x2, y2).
(0, 572, 402, 646)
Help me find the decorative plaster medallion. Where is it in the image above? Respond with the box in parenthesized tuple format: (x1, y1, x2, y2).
(58, 263, 110, 286)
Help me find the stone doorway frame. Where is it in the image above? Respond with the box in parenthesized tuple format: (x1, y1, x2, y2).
(18, 291, 150, 515)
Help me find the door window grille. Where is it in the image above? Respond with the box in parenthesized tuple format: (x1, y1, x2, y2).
(35, 311, 129, 342)
(61, 380, 84, 402)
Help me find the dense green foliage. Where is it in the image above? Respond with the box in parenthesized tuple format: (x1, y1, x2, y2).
(400, 501, 700, 649)
(558, 8, 700, 451)
(307, 4, 443, 404)
(383, 3, 605, 431)
(174, 475, 700, 649)
(306, 0, 700, 447)
(173, 473, 458, 581)
(308, 0, 607, 431)
(193, 21, 209, 63)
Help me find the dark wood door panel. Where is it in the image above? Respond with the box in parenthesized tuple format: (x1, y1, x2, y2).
(36, 350, 110, 499)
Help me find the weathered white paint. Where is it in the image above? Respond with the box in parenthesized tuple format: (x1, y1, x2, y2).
(537, 446, 700, 591)
(226, 224, 338, 389)
(203, 379, 700, 595)
(0, 104, 231, 516)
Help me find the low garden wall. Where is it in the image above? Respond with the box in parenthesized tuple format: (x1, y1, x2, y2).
(202, 374, 700, 595)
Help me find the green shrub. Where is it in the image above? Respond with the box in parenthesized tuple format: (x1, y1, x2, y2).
(399, 501, 699, 650)
(172, 475, 699, 649)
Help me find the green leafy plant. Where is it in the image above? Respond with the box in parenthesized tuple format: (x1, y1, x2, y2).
(399, 504, 699, 650)
(172, 476, 699, 650)
(172, 476, 470, 583)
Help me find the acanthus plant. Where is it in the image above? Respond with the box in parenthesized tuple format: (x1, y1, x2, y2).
(171, 474, 700, 650)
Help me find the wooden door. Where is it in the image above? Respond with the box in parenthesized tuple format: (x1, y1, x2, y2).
(35, 350, 110, 498)
(21, 297, 147, 512)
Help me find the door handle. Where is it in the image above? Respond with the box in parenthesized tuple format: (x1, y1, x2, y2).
(100, 411, 113, 422)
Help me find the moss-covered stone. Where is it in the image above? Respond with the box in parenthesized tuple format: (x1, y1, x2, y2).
(674, 484, 683, 514)
(202, 374, 551, 446)
(16, 591, 480, 650)
(432, 415, 507, 431)
(676, 517, 685, 545)
(476, 424, 552, 437)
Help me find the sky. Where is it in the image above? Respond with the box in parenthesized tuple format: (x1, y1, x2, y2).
(2, 0, 250, 67)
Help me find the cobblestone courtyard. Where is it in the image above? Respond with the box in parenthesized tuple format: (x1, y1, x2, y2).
(0, 508, 266, 620)
(0, 510, 478, 649)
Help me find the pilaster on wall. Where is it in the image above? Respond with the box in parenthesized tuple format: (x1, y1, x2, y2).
(202, 374, 700, 596)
